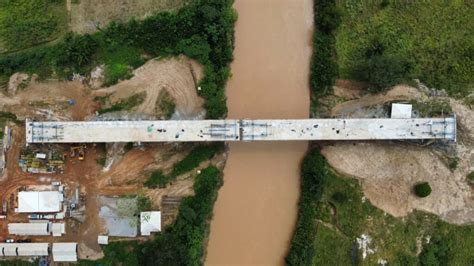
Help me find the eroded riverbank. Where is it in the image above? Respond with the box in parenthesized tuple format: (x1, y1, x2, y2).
(206, 0, 313, 264)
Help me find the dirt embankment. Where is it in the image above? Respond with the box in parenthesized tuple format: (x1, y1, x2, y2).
(321, 83, 474, 224)
(93, 56, 205, 119)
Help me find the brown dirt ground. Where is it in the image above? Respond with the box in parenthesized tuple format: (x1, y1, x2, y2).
(68, 0, 186, 34)
(0, 56, 212, 259)
(322, 83, 474, 224)
(93, 56, 205, 119)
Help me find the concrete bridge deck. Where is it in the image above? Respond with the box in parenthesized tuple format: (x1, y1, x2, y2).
(26, 117, 456, 143)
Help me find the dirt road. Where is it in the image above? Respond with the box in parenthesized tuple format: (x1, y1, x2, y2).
(206, 0, 313, 264)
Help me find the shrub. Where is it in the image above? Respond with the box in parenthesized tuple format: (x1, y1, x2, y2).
(331, 191, 348, 204)
(467, 172, 474, 183)
(144, 171, 170, 189)
(170, 143, 224, 178)
(96, 157, 106, 167)
(414, 182, 432, 198)
(97, 92, 145, 114)
(448, 157, 459, 172)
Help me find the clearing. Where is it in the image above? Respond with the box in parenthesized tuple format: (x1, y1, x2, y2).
(321, 84, 474, 224)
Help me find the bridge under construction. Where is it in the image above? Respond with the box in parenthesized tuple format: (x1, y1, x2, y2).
(26, 117, 456, 143)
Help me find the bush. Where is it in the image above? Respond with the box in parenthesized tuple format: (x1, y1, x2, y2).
(414, 182, 432, 198)
(97, 92, 145, 114)
(170, 143, 224, 178)
(468, 172, 474, 182)
(144, 171, 170, 189)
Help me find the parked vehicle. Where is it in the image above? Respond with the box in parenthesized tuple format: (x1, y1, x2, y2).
(4, 239, 14, 243)
(17, 239, 32, 243)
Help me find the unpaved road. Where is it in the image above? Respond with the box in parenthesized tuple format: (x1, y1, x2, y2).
(206, 0, 313, 265)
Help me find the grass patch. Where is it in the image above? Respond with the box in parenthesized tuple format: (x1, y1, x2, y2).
(0, 0, 67, 52)
(144, 170, 170, 189)
(96, 157, 106, 167)
(156, 89, 176, 119)
(287, 149, 474, 265)
(144, 143, 224, 189)
(336, 1, 474, 95)
(314, 223, 352, 265)
(99, 43, 145, 86)
(410, 99, 452, 117)
(97, 92, 146, 114)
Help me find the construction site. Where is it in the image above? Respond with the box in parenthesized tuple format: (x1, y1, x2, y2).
(0, 56, 470, 264)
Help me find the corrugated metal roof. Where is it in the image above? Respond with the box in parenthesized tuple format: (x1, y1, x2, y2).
(8, 223, 50, 236)
(52, 223, 65, 237)
(391, 103, 413, 118)
(52, 243, 77, 262)
(140, 211, 161, 236)
(18, 191, 63, 213)
(0, 243, 49, 257)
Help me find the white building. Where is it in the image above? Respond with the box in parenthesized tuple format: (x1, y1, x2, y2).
(51, 223, 66, 237)
(97, 235, 109, 245)
(52, 243, 77, 262)
(17, 191, 63, 213)
(140, 211, 161, 236)
(8, 223, 50, 236)
(391, 103, 413, 118)
(0, 243, 49, 257)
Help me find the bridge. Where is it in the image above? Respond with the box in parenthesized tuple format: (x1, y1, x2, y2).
(26, 117, 456, 143)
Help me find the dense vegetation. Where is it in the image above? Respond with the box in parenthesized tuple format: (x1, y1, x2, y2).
(286, 149, 474, 265)
(336, 1, 474, 95)
(286, 149, 328, 265)
(0, 0, 236, 118)
(0, 0, 67, 52)
(145, 143, 224, 188)
(310, 0, 340, 98)
(81, 166, 223, 266)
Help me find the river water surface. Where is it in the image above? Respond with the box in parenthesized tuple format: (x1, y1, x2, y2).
(206, 0, 313, 265)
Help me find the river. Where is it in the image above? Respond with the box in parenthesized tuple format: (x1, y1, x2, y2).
(206, 0, 313, 265)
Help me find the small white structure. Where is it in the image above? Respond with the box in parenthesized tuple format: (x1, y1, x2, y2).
(52, 243, 77, 262)
(52, 223, 66, 237)
(17, 191, 63, 213)
(140, 211, 161, 236)
(35, 153, 47, 159)
(391, 103, 412, 118)
(8, 223, 50, 236)
(0, 243, 49, 257)
(97, 235, 109, 245)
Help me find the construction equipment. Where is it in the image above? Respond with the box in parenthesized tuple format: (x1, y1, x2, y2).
(70, 146, 85, 161)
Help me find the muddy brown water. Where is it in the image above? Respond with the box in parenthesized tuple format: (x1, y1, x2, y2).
(206, 0, 313, 265)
